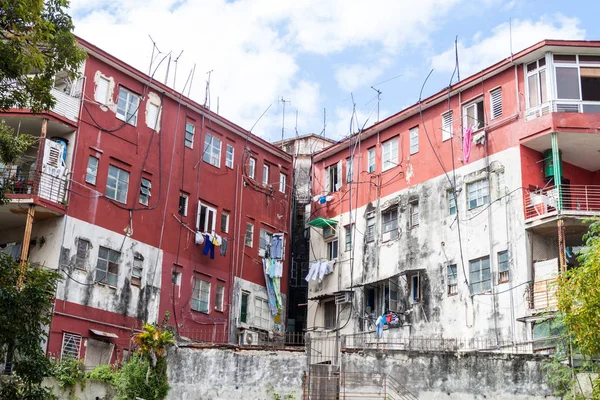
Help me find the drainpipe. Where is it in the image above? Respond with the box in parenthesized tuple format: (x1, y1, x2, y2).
(551, 133, 567, 273)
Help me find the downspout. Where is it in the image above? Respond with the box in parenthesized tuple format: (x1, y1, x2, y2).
(551, 133, 567, 273)
(228, 164, 240, 342)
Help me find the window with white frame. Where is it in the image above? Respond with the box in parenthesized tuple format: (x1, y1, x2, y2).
(448, 190, 457, 216)
(197, 202, 217, 233)
(86, 156, 98, 185)
(409, 201, 419, 227)
(498, 250, 510, 283)
(442, 111, 453, 141)
(470, 256, 491, 294)
(221, 212, 229, 233)
(409, 126, 419, 154)
(554, 54, 600, 108)
(327, 239, 338, 260)
(178, 192, 188, 216)
(61, 332, 82, 359)
(463, 98, 484, 130)
(116, 87, 140, 126)
(467, 179, 489, 209)
(279, 173, 286, 193)
(184, 122, 195, 148)
(225, 144, 234, 168)
(325, 161, 341, 193)
(262, 164, 269, 185)
(75, 238, 90, 270)
(447, 264, 458, 295)
(381, 208, 399, 240)
(526, 57, 548, 108)
(368, 148, 375, 173)
(131, 253, 143, 287)
(345, 224, 353, 251)
(215, 285, 224, 312)
(490, 88, 503, 119)
(203, 134, 222, 167)
(366, 214, 375, 243)
(382, 137, 398, 171)
(147, 103, 160, 130)
(346, 157, 353, 183)
(248, 157, 256, 179)
(94, 76, 110, 104)
(259, 228, 273, 255)
(95, 246, 120, 286)
(139, 178, 151, 206)
(364, 278, 399, 317)
(191, 278, 210, 313)
(106, 165, 130, 203)
(254, 297, 271, 329)
(245, 223, 254, 247)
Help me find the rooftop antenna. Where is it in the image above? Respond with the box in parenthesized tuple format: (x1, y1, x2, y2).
(323, 107, 326, 138)
(187, 64, 196, 98)
(172, 50, 184, 90)
(295, 109, 299, 137)
(509, 17, 514, 63)
(370, 86, 382, 122)
(164, 53, 172, 84)
(217, 97, 220, 114)
(204, 70, 213, 109)
(279, 96, 290, 141)
(148, 35, 159, 75)
(455, 36, 461, 82)
(250, 104, 272, 133)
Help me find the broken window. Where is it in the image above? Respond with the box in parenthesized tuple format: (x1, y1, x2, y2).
(191, 278, 210, 313)
(262, 164, 269, 185)
(171, 270, 181, 285)
(381, 208, 398, 240)
(490, 87, 502, 119)
(203, 134, 222, 167)
(86, 156, 98, 185)
(409, 201, 419, 228)
(323, 300, 336, 329)
(225, 144, 234, 168)
(254, 297, 270, 329)
(178, 192, 188, 216)
(106, 165, 130, 204)
(240, 291, 249, 323)
(364, 278, 399, 319)
(84, 338, 114, 369)
(469, 256, 491, 294)
(139, 178, 151, 206)
(368, 148, 376, 173)
(95, 246, 120, 286)
(185, 122, 195, 148)
(442, 111, 453, 141)
(146, 102, 160, 131)
(221, 212, 229, 234)
(327, 239, 338, 260)
(498, 250, 509, 283)
(325, 161, 341, 193)
(409, 126, 419, 154)
(366, 214, 375, 243)
(60, 332, 82, 360)
(116, 87, 140, 126)
(75, 238, 90, 270)
(463, 98, 484, 130)
(248, 157, 256, 179)
(526, 57, 548, 108)
(467, 179, 489, 209)
(245, 223, 254, 247)
(197, 202, 217, 233)
(382, 137, 398, 171)
(131, 254, 143, 287)
(447, 264, 458, 296)
(259, 228, 273, 256)
(279, 173, 287, 193)
(215, 285, 224, 312)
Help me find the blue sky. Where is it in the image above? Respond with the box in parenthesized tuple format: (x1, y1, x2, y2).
(70, 0, 600, 142)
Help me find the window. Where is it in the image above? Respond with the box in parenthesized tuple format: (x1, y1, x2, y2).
(346, 157, 353, 183)
(254, 297, 270, 329)
(448, 190, 457, 216)
(490, 88, 502, 119)
(245, 223, 254, 247)
(95, 246, 120, 286)
(323, 226, 335, 239)
(447, 264, 458, 295)
(61, 333, 82, 360)
(106, 165, 130, 204)
(75, 239, 90, 270)
(381, 208, 398, 240)
(248, 158, 256, 179)
(324, 301, 336, 329)
(279, 173, 286, 193)
(345, 224, 353, 251)
(368, 148, 376, 173)
(366, 215, 375, 243)
(184, 122, 195, 148)
(191, 278, 210, 313)
(327, 239, 338, 260)
(409, 201, 419, 228)
(147, 103, 160, 130)
(382, 137, 398, 171)
(409, 126, 419, 154)
(221, 212, 229, 233)
(410, 274, 421, 303)
(364, 279, 399, 317)
(325, 161, 341, 193)
(203, 134, 222, 167)
(131, 254, 143, 287)
(553, 54, 600, 103)
(526, 57, 548, 108)
(94, 76, 110, 104)
(139, 178, 151, 206)
(86, 156, 98, 185)
(215, 285, 224, 312)
(225, 144, 234, 168)
(469, 256, 491, 294)
(259, 229, 273, 255)
(116, 87, 140, 125)
(171, 270, 181, 285)
(262, 164, 269, 185)
(467, 180, 489, 209)
(178, 193, 188, 216)
(197, 202, 217, 233)
(442, 111, 453, 141)
(463, 98, 484, 130)
(240, 291, 249, 323)
(498, 250, 509, 283)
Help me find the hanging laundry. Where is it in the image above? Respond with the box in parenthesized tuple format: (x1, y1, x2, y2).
(262, 260, 279, 316)
(212, 234, 222, 247)
(271, 234, 283, 259)
(220, 238, 228, 256)
(202, 236, 215, 259)
(463, 125, 473, 163)
(317, 260, 329, 282)
(305, 261, 319, 282)
(272, 276, 282, 310)
(274, 261, 283, 278)
(375, 315, 384, 339)
(195, 231, 204, 245)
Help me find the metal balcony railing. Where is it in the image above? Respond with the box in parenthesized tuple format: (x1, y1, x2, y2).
(0, 167, 68, 204)
(525, 100, 600, 121)
(524, 185, 600, 220)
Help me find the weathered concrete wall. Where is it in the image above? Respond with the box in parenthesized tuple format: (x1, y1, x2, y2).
(43, 377, 115, 400)
(342, 350, 555, 400)
(167, 346, 306, 400)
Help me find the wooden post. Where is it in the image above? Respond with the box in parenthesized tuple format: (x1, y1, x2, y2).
(558, 218, 567, 273)
(17, 204, 36, 288)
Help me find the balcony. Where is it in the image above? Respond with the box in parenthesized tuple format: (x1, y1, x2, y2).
(524, 185, 600, 226)
(49, 87, 81, 123)
(1, 167, 68, 204)
(528, 278, 558, 311)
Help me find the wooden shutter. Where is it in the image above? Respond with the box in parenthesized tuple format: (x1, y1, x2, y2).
(490, 88, 502, 119)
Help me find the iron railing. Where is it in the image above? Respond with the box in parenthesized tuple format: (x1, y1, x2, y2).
(179, 328, 305, 348)
(524, 185, 600, 220)
(0, 167, 68, 204)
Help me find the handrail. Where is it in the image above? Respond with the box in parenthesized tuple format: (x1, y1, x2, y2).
(524, 184, 600, 220)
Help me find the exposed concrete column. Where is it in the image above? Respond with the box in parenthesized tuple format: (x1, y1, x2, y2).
(17, 204, 36, 288)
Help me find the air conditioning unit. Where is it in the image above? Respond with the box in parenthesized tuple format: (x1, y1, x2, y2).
(335, 291, 353, 305)
(240, 330, 258, 346)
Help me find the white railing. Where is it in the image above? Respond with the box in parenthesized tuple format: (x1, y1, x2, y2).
(524, 185, 600, 221)
(525, 100, 600, 121)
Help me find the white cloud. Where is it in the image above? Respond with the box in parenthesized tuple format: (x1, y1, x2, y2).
(334, 64, 385, 93)
(431, 15, 586, 78)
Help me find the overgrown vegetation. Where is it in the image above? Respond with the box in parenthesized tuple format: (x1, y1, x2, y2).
(0, 120, 37, 204)
(0, 253, 61, 400)
(51, 358, 86, 397)
(265, 383, 296, 400)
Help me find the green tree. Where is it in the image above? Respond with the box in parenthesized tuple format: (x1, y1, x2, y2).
(0, 0, 86, 113)
(0, 253, 61, 399)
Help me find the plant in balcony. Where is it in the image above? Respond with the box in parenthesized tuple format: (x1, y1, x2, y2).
(0, 121, 36, 204)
